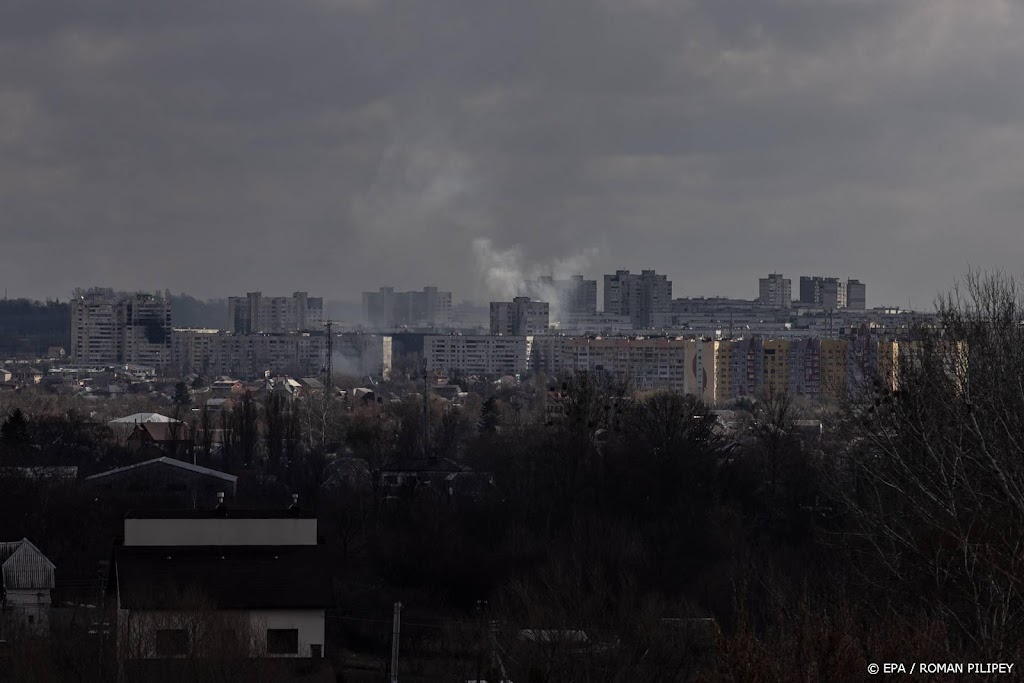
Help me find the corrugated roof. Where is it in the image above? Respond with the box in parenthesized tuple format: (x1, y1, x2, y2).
(0, 538, 55, 590)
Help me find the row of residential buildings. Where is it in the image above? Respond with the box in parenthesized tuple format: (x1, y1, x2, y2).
(758, 273, 867, 310)
(425, 334, 901, 403)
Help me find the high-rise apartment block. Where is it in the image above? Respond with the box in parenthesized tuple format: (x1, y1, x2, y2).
(522, 275, 598, 318)
(799, 276, 863, 310)
(227, 292, 323, 333)
(846, 279, 866, 310)
(603, 270, 672, 329)
(758, 273, 792, 308)
(71, 291, 171, 369)
(362, 287, 452, 329)
(821, 278, 847, 310)
(490, 297, 550, 335)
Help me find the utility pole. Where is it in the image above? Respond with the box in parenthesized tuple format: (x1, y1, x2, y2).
(390, 601, 402, 683)
(421, 357, 429, 458)
(324, 320, 334, 397)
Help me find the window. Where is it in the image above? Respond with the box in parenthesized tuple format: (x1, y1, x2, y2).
(266, 628, 299, 655)
(155, 629, 188, 656)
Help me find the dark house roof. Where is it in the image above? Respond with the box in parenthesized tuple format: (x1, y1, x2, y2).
(114, 545, 332, 610)
(128, 422, 191, 443)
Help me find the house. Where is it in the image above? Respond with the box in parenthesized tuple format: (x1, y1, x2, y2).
(200, 397, 233, 414)
(12, 367, 43, 385)
(111, 500, 332, 664)
(126, 422, 192, 457)
(210, 378, 244, 399)
(1, 538, 56, 635)
(0, 368, 11, 383)
(380, 457, 494, 499)
(297, 377, 324, 393)
(84, 457, 237, 501)
(109, 413, 184, 441)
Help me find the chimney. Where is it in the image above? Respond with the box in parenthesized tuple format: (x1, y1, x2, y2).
(214, 491, 228, 516)
(288, 493, 300, 515)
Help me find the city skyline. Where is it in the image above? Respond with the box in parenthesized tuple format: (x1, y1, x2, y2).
(5, 2, 1024, 308)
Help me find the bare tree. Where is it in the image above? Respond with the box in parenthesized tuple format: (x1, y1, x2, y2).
(832, 270, 1024, 659)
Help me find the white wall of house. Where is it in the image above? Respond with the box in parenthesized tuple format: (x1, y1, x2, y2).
(118, 608, 325, 659)
(124, 518, 317, 546)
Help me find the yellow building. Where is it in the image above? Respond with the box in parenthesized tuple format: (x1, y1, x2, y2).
(819, 339, 849, 400)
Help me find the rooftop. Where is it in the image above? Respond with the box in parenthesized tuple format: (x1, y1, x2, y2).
(84, 457, 236, 484)
(124, 508, 315, 519)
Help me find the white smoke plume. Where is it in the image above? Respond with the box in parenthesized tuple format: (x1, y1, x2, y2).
(471, 237, 599, 324)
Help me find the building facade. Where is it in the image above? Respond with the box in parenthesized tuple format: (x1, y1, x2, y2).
(846, 279, 866, 310)
(114, 508, 330, 662)
(362, 287, 452, 329)
(71, 292, 171, 370)
(603, 270, 673, 329)
(170, 330, 391, 380)
(424, 335, 531, 376)
(758, 273, 792, 308)
(227, 292, 323, 334)
(490, 297, 550, 335)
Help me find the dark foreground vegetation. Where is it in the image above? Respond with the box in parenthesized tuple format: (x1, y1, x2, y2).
(2, 273, 1023, 681)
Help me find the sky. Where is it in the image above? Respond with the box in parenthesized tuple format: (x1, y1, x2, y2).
(4, 0, 1024, 309)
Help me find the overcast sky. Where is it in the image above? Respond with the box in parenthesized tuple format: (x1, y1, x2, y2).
(4, 0, 1024, 308)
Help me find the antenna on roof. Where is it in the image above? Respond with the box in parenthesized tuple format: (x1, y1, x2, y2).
(214, 491, 227, 516)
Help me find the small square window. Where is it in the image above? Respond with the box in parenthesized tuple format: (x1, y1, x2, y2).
(267, 628, 299, 655)
(155, 629, 188, 656)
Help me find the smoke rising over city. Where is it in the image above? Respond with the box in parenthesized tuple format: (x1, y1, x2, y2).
(5, 1, 1024, 307)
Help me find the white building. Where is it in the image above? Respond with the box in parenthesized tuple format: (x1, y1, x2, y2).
(113, 505, 331, 661)
(424, 335, 531, 376)
(227, 292, 323, 333)
(490, 297, 550, 335)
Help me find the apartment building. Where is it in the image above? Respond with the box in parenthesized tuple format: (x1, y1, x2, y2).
(424, 335, 531, 376)
(171, 330, 391, 380)
(490, 297, 550, 335)
(227, 292, 323, 333)
(715, 337, 849, 401)
(362, 287, 452, 329)
(821, 278, 847, 310)
(567, 337, 688, 392)
(71, 292, 171, 370)
(758, 273, 792, 308)
(685, 339, 721, 404)
(529, 335, 571, 376)
(846, 279, 867, 310)
(604, 270, 673, 329)
(799, 276, 862, 310)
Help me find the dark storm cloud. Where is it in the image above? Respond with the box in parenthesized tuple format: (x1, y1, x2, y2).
(3, 0, 1023, 307)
